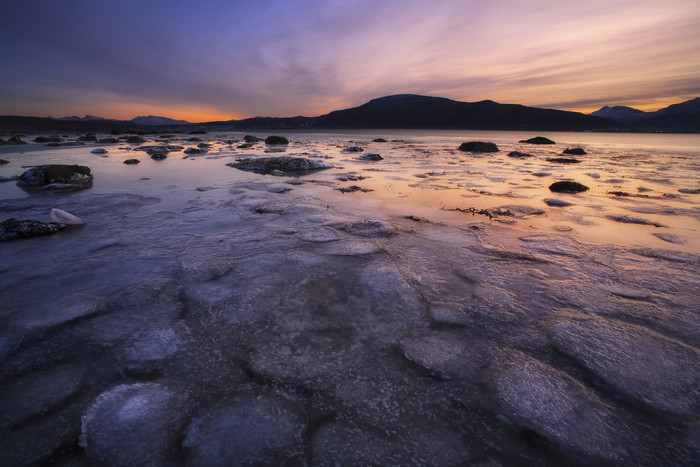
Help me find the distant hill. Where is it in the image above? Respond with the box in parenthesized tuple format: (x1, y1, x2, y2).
(130, 115, 190, 126)
(589, 98, 700, 132)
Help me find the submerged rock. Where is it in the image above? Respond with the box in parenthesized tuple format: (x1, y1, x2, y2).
(519, 136, 555, 144)
(458, 141, 499, 153)
(0, 159, 9, 165)
(343, 146, 364, 152)
(183, 147, 205, 155)
(90, 148, 107, 154)
(549, 318, 700, 419)
(7, 135, 28, 145)
(126, 136, 145, 144)
(544, 198, 573, 207)
(33, 136, 63, 143)
(0, 218, 66, 241)
(123, 158, 141, 165)
(359, 153, 383, 161)
(243, 135, 262, 142)
(507, 151, 532, 158)
(563, 147, 587, 155)
(17, 164, 93, 190)
(372, 138, 388, 142)
(264, 135, 289, 145)
(547, 157, 581, 164)
(227, 156, 332, 174)
(549, 181, 589, 193)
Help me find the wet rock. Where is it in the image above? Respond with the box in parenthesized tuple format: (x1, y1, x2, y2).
(0, 158, 9, 164)
(519, 136, 555, 144)
(298, 226, 342, 242)
(126, 136, 145, 144)
(238, 143, 255, 149)
(678, 188, 700, 194)
(243, 135, 262, 142)
(17, 164, 93, 190)
(360, 153, 383, 161)
(343, 146, 364, 152)
(265, 135, 289, 145)
(549, 318, 700, 419)
(183, 147, 205, 154)
(91, 148, 108, 154)
(197, 142, 211, 149)
(333, 219, 395, 237)
(268, 185, 291, 193)
(227, 156, 332, 174)
(97, 138, 118, 144)
(123, 158, 141, 164)
(78, 134, 97, 142)
(563, 147, 587, 155)
(7, 135, 28, 145)
(544, 198, 573, 207)
(458, 141, 499, 152)
(50, 208, 83, 225)
(0, 218, 66, 241)
(183, 396, 307, 465)
(33, 136, 63, 143)
(400, 330, 490, 380)
(372, 138, 388, 142)
(549, 181, 589, 193)
(80, 383, 188, 466)
(488, 351, 629, 461)
(547, 157, 581, 164)
(507, 151, 532, 158)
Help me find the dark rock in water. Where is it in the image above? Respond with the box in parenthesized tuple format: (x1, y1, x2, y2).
(372, 138, 388, 142)
(197, 143, 211, 149)
(183, 396, 307, 465)
(79, 383, 188, 466)
(33, 136, 63, 143)
(547, 157, 581, 164)
(549, 318, 700, 419)
(244, 135, 262, 142)
(488, 351, 629, 461)
(126, 136, 145, 144)
(79, 134, 97, 142)
(678, 188, 700, 194)
(183, 147, 205, 154)
(0, 138, 6, 145)
(0, 159, 9, 165)
(343, 146, 364, 152)
(188, 137, 202, 142)
(123, 159, 141, 165)
(458, 141, 499, 152)
(544, 198, 573, 207)
(265, 135, 289, 145)
(549, 181, 589, 193)
(360, 153, 383, 161)
(563, 147, 587, 155)
(150, 153, 168, 160)
(519, 136, 555, 144)
(0, 218, 67, 241)
(98, 138, 118, 144)
(238, 143, 255, 149)
(17, 164, 93, 190)
(507, 151, 532, 158)
(227, 156, 332, 174)
(7, 135, 28, 145)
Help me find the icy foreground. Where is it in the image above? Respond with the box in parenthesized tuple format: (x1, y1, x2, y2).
(0, 132, 699, 465)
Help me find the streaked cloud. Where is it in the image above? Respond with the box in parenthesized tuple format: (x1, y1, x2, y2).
(1, 0, 698, 120)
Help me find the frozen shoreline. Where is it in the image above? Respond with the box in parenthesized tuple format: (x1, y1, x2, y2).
(1, 132, 699, 465)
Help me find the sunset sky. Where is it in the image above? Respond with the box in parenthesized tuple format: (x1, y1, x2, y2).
(2, 0, 699, 122)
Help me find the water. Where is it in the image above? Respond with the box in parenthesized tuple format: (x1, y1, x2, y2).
(0, 131, 698, 465)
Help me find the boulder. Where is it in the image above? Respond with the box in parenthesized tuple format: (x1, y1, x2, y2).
(264, 135, 289, 145)
(227, 157, 332, 174)
(507, 151, 532, 158)
(17, 164, 93, 190)
(519, 136, 555, 144)
(0, 159, 9, 165)
(183, 148, 205, 154)
(197, 143, 211, 149)
(549, 181, 589, 193)
(91, 148, 108, 154)
(563, 147, 587, 155)
(79, 134, 98, 142)
(7, 135, 27, 145)
(372, 138, 388, 142)
(544, 198, 573, 207)
(126, 136, 145, 144)
(343, 146, 364, 152)
(458, 141, 499, 152)
(123, 159, 141, 165)
(359, 153, 383, 161)
(0, 218, 66, 241)
(243, 135, 262, 142)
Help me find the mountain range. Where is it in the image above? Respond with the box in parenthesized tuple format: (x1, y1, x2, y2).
(1, 95, 699, 133)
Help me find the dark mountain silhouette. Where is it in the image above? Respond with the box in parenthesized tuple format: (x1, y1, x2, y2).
(589, 98, 700, 132)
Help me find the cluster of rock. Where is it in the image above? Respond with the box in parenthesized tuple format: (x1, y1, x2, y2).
(17, 165, 93, 191)
(227, 156, 332, 174)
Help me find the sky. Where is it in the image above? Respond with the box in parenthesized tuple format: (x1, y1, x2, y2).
(1, 0, 699, 122)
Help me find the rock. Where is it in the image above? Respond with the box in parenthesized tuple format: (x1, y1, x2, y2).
(359, 153, 383, 161)
(33, 136, 63, 143)
(90, 148, 108, 154)
(97, 138, 118, 144)
(243, 135, 262, 142)
(227, 156, 332, 174)
(123, 158, 141, 165)
(17, 164, 93, 191)
(563, 147, 587, 155)
(0, 159, 9, 165)
(264, 135, 289, 145)
(183, 147, 205, 154)
(549, 318, 700, 419)
(78, 134, 97, 142)
(7, 135, 27, 145)
(0, 138, 6, 145)
(678, 188, 700, 194)
(126, 136, 145, 144)
(197, 143, 211, 149)
(400, 330, 490, 380)
(79, 383, 188, 466)
(268, 185, 291, 193)
(183, 396, 307, 465)
(519, 136, 555, 144)
(507, 151, 532, 158)
(50, 208, 83, 225)
(119, 328, 182, 375)
(343, 146, 364, 152)
(0, 218, 66, 241)
(372, 138, 388, 142)
(333, 219, 395, 237)
(488, 351, 629, 461)
(544, 198, 573, 207)
(458, 141, 499, 152)
(547, 157, 581, 164)
(549, 181, 589, 193)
